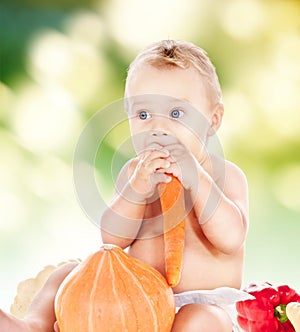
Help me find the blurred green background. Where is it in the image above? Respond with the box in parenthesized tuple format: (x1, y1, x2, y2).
(1, 0, 300, 311)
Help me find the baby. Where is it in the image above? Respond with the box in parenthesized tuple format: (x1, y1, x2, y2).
(100, 39, 249, 332)
(0, 39, 249, 332)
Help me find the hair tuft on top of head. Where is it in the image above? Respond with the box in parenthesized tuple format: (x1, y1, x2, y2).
(125, 39, 223, 105)
(160, 40, 177, 58)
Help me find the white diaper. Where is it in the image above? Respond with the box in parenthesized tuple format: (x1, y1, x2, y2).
(174, 287, 254, 332)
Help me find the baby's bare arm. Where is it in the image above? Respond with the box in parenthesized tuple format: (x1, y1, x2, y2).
(100, 148, 171, 248)
(191, 159, 249, 254)
(100, 160, 145, 248)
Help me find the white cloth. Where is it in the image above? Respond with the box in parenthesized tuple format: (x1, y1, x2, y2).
(174, 287, 255, 332)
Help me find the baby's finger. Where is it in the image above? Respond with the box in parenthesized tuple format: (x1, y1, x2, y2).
(147, 142, 163, 150)
(145, 158, 171, 171)
(137, 149, 164, 166)
(143, 149, 170, 164)
(151, 173, 172, 186)
(157, 162, 182, 181)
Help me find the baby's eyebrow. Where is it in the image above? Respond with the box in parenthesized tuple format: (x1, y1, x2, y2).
(130, 94, 190, 103)
(172, 97, 191, 104)
(131, 100, 148, 108)
(126, 98, 151, 111)
(132, 97, 190, 107)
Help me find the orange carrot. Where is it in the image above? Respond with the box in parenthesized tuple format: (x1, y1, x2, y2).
(157, 175, 186, 287)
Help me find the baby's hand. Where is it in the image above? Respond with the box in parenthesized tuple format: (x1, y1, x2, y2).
(160, 144, 199, 191)
(129, 146, 172, 200)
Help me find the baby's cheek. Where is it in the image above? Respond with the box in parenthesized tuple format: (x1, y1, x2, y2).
(131, 133, 148, 154)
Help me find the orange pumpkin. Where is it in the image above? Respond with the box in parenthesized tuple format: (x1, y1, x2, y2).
(55, 244, 176, 332)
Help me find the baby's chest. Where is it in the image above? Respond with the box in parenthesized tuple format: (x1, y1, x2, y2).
(138, 201, 164, 238)
(139, 198, 204, 244)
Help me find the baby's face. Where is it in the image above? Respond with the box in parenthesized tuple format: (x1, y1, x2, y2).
(125, 64, 215, 160)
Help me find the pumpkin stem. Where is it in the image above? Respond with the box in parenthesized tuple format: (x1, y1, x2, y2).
(102, 244, 118, 251)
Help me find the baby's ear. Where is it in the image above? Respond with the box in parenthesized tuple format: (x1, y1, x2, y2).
(208, 103, 224, 136)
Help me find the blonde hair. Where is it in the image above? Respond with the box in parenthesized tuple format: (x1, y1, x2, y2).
(125, 39, 223, 105)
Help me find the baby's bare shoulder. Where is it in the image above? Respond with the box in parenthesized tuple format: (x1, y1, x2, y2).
(224, 159, 247, 186)
(209, 154, 248, 200)
(209, 154, 246, 182)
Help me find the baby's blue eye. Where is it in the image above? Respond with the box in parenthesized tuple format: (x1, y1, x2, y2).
(138, 111, 151, 120)
(170, 109, 183, 119)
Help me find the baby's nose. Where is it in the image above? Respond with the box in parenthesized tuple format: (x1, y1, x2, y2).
(151, 130, 168, 137)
